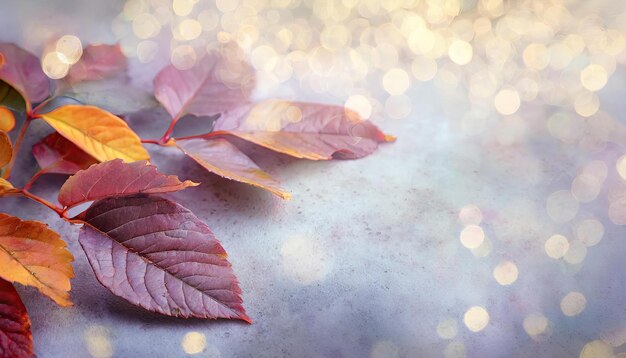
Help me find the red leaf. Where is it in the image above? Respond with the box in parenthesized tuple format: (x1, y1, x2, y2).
(58, 159, 198, 208)
(0, 278, 34, 358)
(154, 44, 255, 119)
(177, 138, 290, 199)
(214, 100, 395, 160)
(67, 44, 126, 83)
(0, 43, 49, 111)
(79, 195, 250, 322)
(32, 132, 98, 175)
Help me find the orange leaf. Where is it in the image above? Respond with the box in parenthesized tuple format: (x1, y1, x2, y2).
(214, 100, 394, 160)
(0, 130, 11, 168)
(0, 107, 15, 132)
(0, 178, 19, 197)
(177, 138, 291, 199)
(38, 105, 150, 163)
(0, 213, 74, 306)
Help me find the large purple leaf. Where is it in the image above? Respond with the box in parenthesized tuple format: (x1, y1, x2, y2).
(213, 100, 395, 160)
(78, 195, 250, 322)
(0, 43, 49, 111)
(176, 138, 290, 199)
(154, 44, 255, 119)
(0, 278, 33, 358)
(58, 159, 198, 208)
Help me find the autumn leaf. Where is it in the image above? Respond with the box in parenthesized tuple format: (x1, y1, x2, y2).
(0, 81, 25, 113)
(32, 132, 98, 176)
(0, 131, 11, 169)
(0, 107, 15, 132)
(58, 159, 198, 208)
(38, 105, 150, 162)
(177, 138, 290, 199)
(79, 195, 250, 322)
(154, 43, 255, 119)
(0, 43, 49, 112)
(0, 178, 19, 197)
(213, 100, 395, 160)
(0, 278, 34, 358)
(0, 213, 74, 306)
(66, 44, 126, 83)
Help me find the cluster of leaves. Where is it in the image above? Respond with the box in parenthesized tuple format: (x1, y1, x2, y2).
(0, 41, 393, 356)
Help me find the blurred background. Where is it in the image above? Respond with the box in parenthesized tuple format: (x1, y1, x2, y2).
(3, 0, 626, 357)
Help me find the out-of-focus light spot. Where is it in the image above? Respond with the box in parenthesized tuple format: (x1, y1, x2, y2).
(576, 219, 604, 247)
(471, 237, 492, 258)
(494, 88, 521, 115)
(459, 204, 482, 226)
(546, 190, 579, 223)
(173, 0, 194, 16)
(84, 325, 113, 358)
(493, 261, 518, 285)
(444, 341, 466, 358)
(370, 341, 399, 358)
(579, 340, 613, 358)
(459, 225, 485, 249)
(561, 292, 587, 317)
(563, 240, 587, 264)
(448, 39, 473, 65)
(216, 0, 240, 13)
(320, 24, 349, 50)
(581, 64, 608, 92)
(616, 155, 626, 180)
(382, 68, 410, 95)
(178, 19, 202, 41)
(41, 52, 70, 79)
(137, 40, 158, 63)
(523, 314, 549, 337)
(132, 13, 161, 39)
(55, 35, 82, 64)
(574, 92, 600, 117)
(437, 318, 458, 339)
(345, 95, 372, 119)
(470, 70, 497, 98)
(408, 28, 435, 55)
(281, 236, 330, 285)
(251, 46, 278, 72)
(523, 43, 550, 70)
(571, 174, 601, 203)
(171, 45, 197, 70)
(545, 234, 569, 259)
(609, 198, 626, 225)
(285, 105, 302, 123)
(411, 57, 438, 82)
(385, 94, 412, 119)
(547, 112, 583, 143)
(197, 10, 219, 32)
(181, 331, 206, 355)
(463, 306, 489, 332)
(600, 327, 626, 348)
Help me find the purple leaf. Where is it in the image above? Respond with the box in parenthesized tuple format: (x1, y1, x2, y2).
(79, 195, 251, 322)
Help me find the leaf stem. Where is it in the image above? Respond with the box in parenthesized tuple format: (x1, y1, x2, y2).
(23, 168, 48, 191)
(3, 114, 32, 179)
(174, 131, 227, 141)
(160, 116, 180, 144)
(19, 189, 64, 216)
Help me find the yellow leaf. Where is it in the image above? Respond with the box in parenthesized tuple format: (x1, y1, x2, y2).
(0, 213, 74, 306)
(0, 130, 11, 168)
(38, 105, 150, 163)
(0, 178, 19, 196)
(0, 107, 15, 132)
